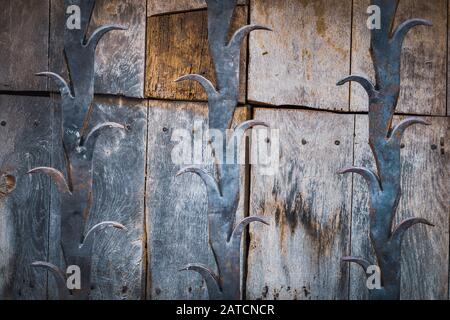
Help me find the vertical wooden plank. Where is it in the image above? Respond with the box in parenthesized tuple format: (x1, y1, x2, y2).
(351, 115, 449, 300)
(47, 97, 147, 300)
(145, 7, 248, 103)
(88, 98, 147, 300)
(0, 0, 49, 91)
(50, 0, 146, 98)
(246, 108, 354, 300)
(248, 0, 352, 111)
(147, 0, 247, 16)
(351, 0, 447, 115)
(146, 101, 248, 300)
(0, 95, 52, 299)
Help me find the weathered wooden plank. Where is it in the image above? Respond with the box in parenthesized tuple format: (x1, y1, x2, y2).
(145, 7, 248, 103)
(146, 101, 248, 300)
(0, 0, 49, 91)
(350, 115, 449, 300)
(50, 0, 146, 98)
(0, 95, 52, 299)
(147, 0, 247, 16)
(448, 2, 450, 118)
(247, 0, 352, 111)
(351, 0, 447, 115)
(47, 97, 147, 300)
(246, 108, 354, 300)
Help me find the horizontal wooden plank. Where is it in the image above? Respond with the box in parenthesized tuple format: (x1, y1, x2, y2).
(0, 95, 53, 299)
(145, 6, 248, 103)
(0, 0, 49, 91)
(351, 0, 447, 115)
(246, 108, 354, 300)
(350, 115, 449, 300)
(248, 0, 352, 111)
(146, 100, 248, 299)
(50, 0, 146, 98)
(147, 0, 247, 17)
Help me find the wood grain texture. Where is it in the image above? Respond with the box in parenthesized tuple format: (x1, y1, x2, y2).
(350, 115, 449, 300)
(0, 95, 53, 299)
(50, 0, 146, 98)
(147, 0, 247, 16)
(146, 101, 248, 300)
(246, 108, 354, 300)
(0, 0, 49, 91)
(247, 0, 352, 111)
(351, 0, 447, 115)
(47, 97, 147, 300)
(145, 7, 248, 103)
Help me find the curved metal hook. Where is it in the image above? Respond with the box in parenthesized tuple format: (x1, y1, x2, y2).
(230, 216, 269, 245)
(390, 19, 432, 50)
(81, 122, 125, 159)
(27, 167, 71, 194)
(177, 166, 222, 198)
(389, 118, 430, 143)
(36, 72, 73, 99)
(338, 166, 382, 194)
(337, 75, 377, 99)
(390, 217, 434, 247)
(180, 263, 222, 299)
(227, 25, 272, 56)
(79, 221, 126, 252)
(84, 24, 128, 50)
(342, 256, 371, 275)
(175, 74, 218, 99)
(31, 261, 70, 299)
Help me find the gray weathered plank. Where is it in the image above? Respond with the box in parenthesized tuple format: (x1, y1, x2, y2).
(47, 97, 147, 300)
(145, 7, 248, 103)
(146, 101, 248, 300)
(147, 0, 247, 17)
(50, 0, 146, 98)
(351, 0, 447, 115)
(246, 108, 354, 300)
(247, 0, 352, 111)
(350, 115, 449, 300)
(0, 95, 53, 299)
(0, 0, 49, 91)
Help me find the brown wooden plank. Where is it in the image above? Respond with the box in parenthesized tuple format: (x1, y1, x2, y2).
(247, 0, 352, 111)
(146, 101, 248, 300)
(50, 0, 146, 98)
(350, 115, 449, 300)
(145, 7, 248, 103)
(0, 95, 53, 299)
(246, 108, 354, 300)
(147, 0, 247, 16)
(0, 0, 49, 91)
(47, 97, 147, 300)
(351, 0, 447, 115)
